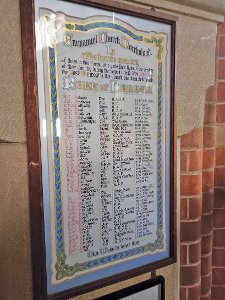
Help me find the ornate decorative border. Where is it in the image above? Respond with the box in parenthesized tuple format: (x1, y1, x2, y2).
(47, 20, 165, 280)
(64, 21, 164, 61)
(66, 21, 143, 41)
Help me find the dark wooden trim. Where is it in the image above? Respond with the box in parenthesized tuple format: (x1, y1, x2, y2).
(20, 0, 47, 299)
(19, 0, 177, 299)
(170, 16, 177, 265)
(173, 20, 177, 264)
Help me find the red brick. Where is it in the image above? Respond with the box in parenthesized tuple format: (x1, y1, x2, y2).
(205, 86, 217, 102)
(214, 208, 225, 228)
(212, 268, 225, 285)
(202, 192, 214, 214)
(203, 148, 215, 170)
(212, 248, 225, 266)
(180, 244, 188, 265)
(217, 82, 225, 100)
(189, 241, 201, 264)
(201, 294, 211, 300)
(201, 213, 213, 235)
(218, 36, 225, 57)
(213, 229, 225, 247)
(201, 273, 212, 295)
(180, 287, 187, 300)
(216, 147, 225, 166)
(218, 54, 225, 75)
(181, 128, 203, 149)
(202, 235, 213, 255)
(189, 150, 203, 172)
(202, 171, 214, 193)
(180, 174, 202, 196)
(204, 103, 216, 125)
(212, 287, 225, 300)
(181, 151, 188, 173)
(203, 127, 216, 147)
(214, 197, 225, 209)
(189, 284, 200, 299)
(214, 188, 225, 208)
(180, 264, 200, 286)
(219, 22, 225, 34)
(215, 167, 225, 186)
(181, 198, 188, 220)
(189, 197, 202, 219)
(201, 255, 212, 276)
(216, 104, 225, 123)
(218, 59, 225, 79)
(180, 220, 201, 242)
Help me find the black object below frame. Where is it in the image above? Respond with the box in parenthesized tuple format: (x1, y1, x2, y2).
(95, 275, 165, 300)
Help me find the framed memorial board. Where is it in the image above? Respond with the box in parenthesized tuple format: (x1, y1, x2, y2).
(96, 275, 165, 300)
(20, 0, 177, 299)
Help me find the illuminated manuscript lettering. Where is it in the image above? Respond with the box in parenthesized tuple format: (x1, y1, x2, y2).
(40, 9, 167, 282)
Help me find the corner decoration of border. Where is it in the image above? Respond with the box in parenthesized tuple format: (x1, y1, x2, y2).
(45, 14, 165, 281)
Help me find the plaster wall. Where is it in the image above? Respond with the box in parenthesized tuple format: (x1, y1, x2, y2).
(0, 0, 222, 299)
(166, 0, 225, 15)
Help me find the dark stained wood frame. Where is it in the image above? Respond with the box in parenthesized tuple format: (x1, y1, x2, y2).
(20, 0, 177, 299)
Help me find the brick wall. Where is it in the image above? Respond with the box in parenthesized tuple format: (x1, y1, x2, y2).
(212, 23, 225, 300)
(201, 89, 216, 300)
(180, 128, 203, 299)
(180, 22, 225, 300)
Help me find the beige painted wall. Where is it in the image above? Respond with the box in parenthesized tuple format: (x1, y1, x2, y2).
(0, 0, 222, 299)
(166, 0, 225, 15)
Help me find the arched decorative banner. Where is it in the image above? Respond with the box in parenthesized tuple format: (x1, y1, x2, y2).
(20, 0, 177, 299)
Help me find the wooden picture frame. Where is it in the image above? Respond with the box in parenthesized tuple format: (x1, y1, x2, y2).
(96, 275, 165, 300)
(20, 0, 177, 299)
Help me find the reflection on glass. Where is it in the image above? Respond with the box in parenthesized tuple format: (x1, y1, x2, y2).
(42, 118, 47, 137)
